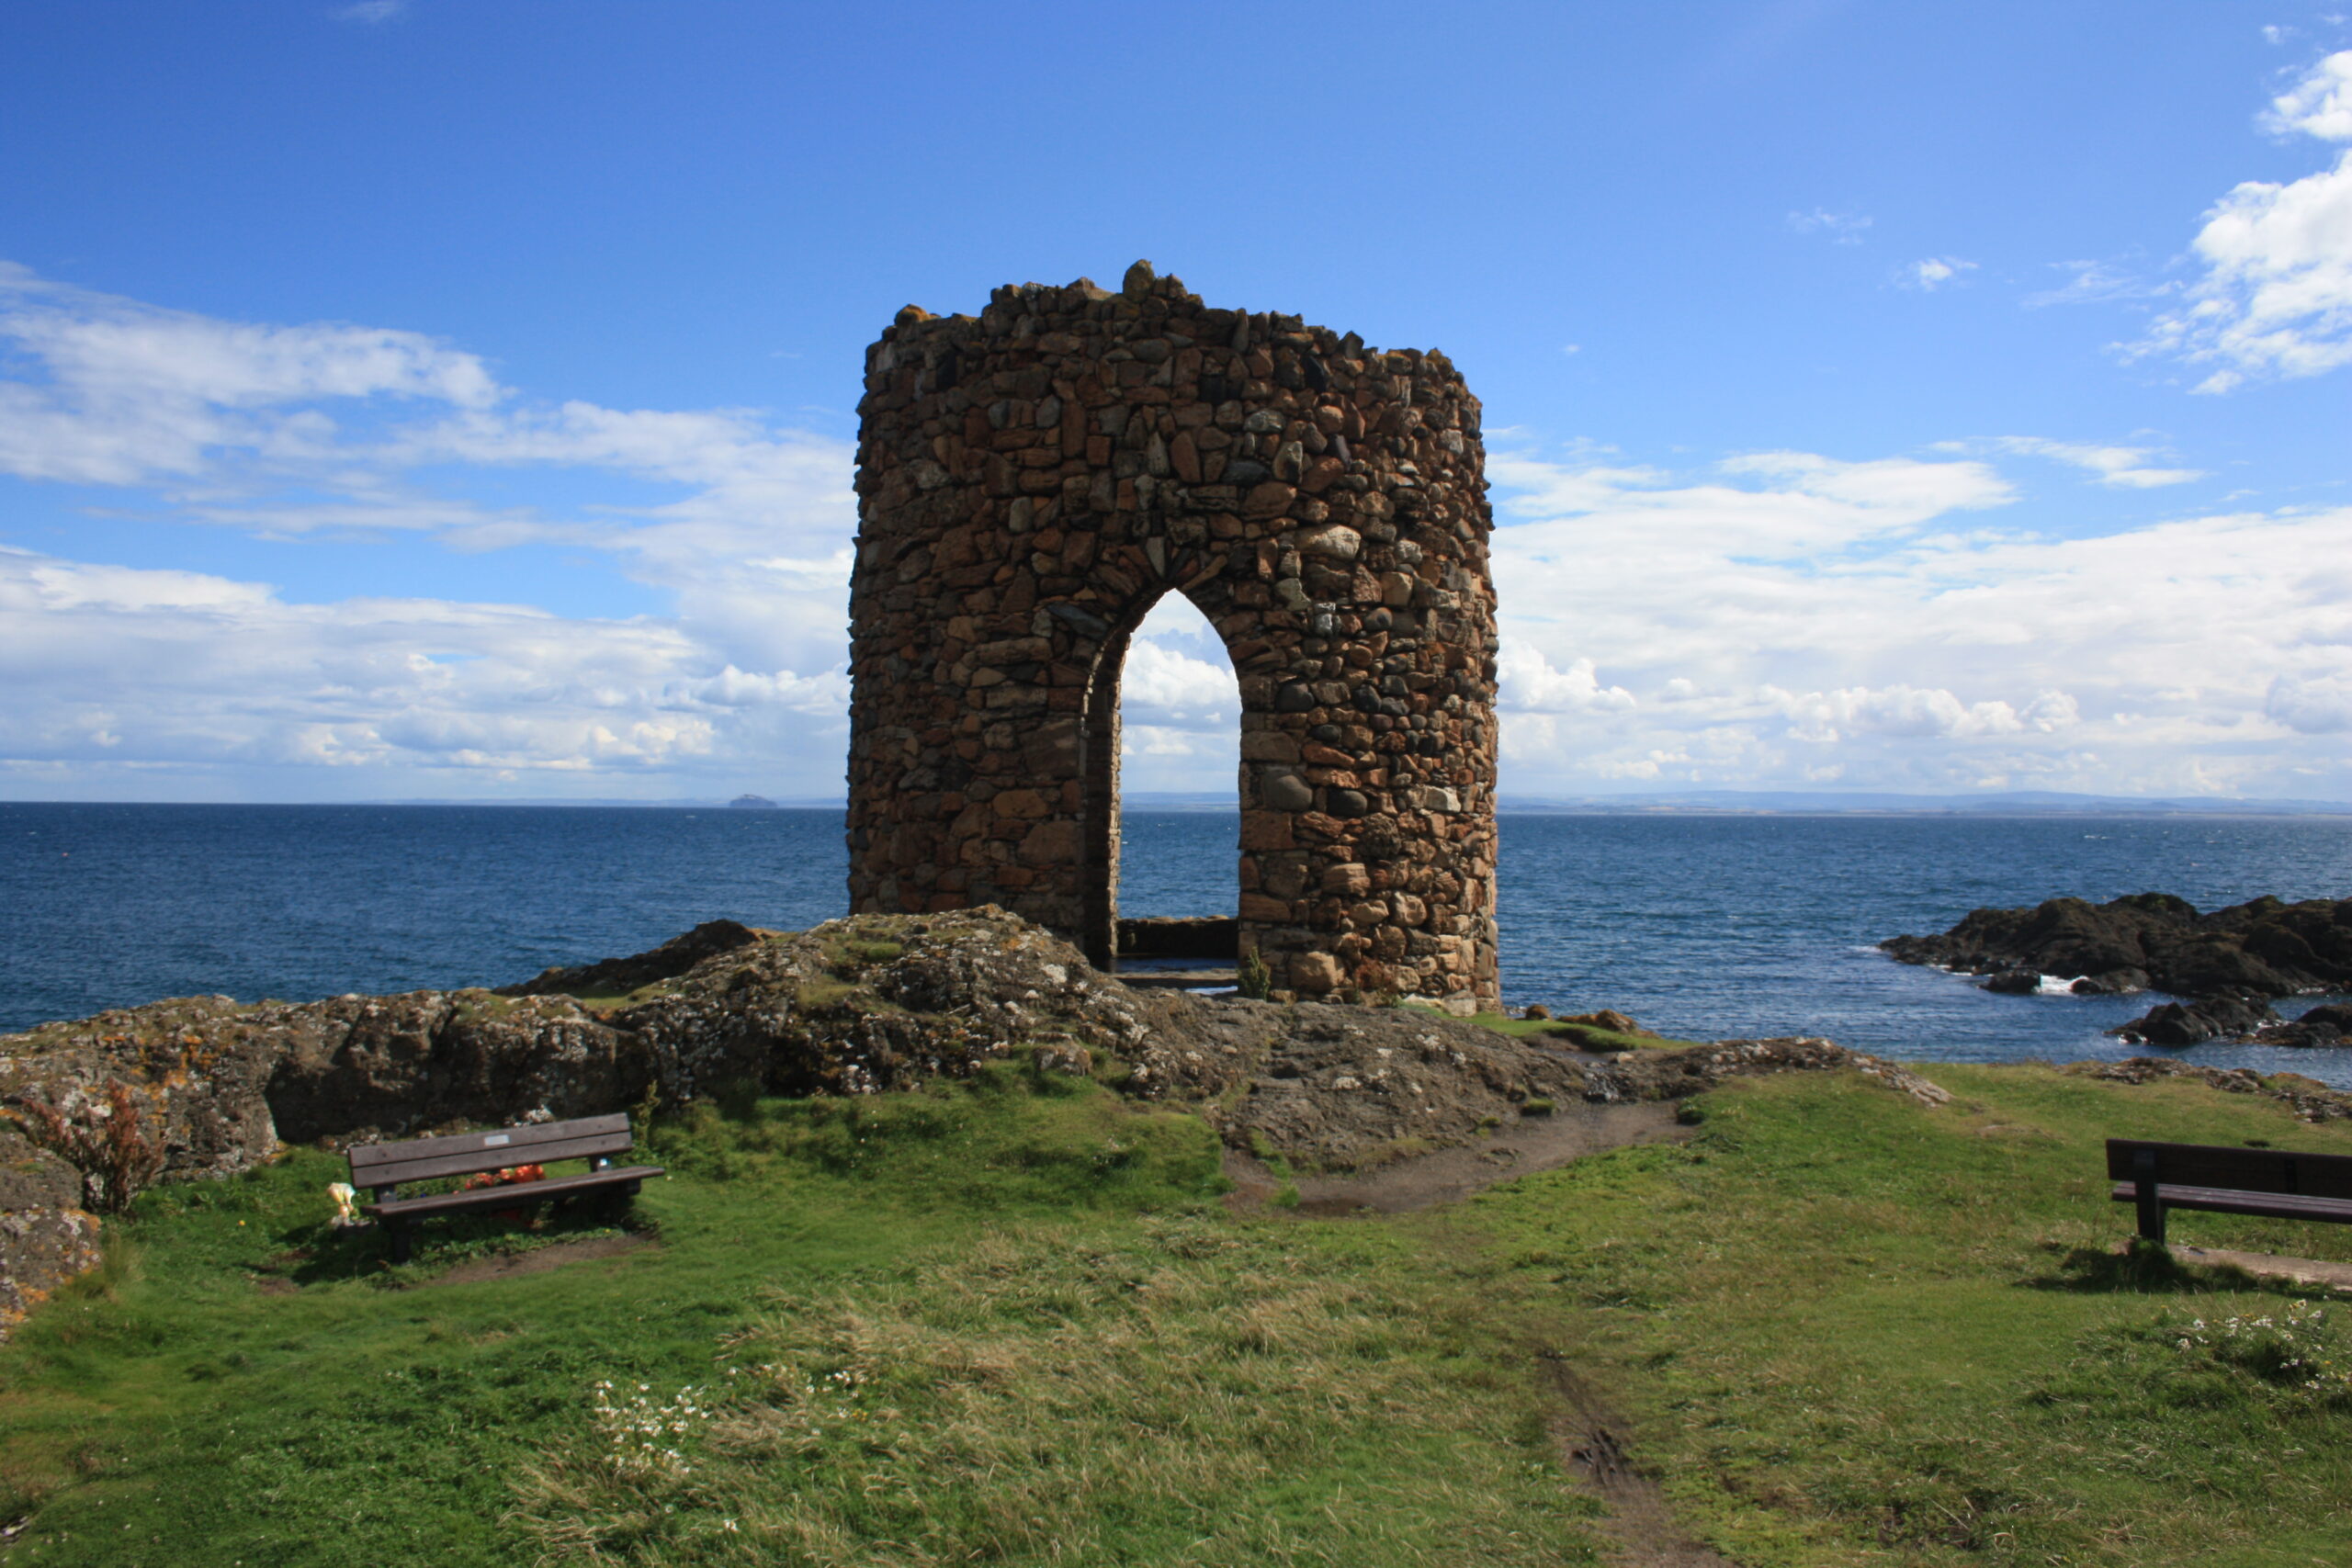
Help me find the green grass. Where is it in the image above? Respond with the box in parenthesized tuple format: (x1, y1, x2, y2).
(6, 1051, 2352, 1566)
(1457, 1064, 2352, 1566)
(0, 1056, 1601, 1567)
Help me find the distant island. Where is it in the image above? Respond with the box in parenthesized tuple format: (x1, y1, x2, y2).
(727, 794, 780, 810)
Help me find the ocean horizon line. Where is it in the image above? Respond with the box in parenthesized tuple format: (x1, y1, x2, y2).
(3, 790, 2350, 817)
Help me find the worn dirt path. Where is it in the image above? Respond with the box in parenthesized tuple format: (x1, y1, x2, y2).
(1548, 1358, 1745, 1568)
(1222, 1100, 1747, 1565)
(1221, 1099, 1693, 1215)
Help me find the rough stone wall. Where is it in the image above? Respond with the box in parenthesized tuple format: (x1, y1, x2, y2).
(846, 262, 1500, 1010)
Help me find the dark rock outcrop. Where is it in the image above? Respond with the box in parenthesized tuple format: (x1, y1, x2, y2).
(2109, 995, 2279, 1046)
(2240, 1001, 2352, 1049)
(1881, 893, 2352, 999)
(495, 919, 764, 1001)
(0, 911, 1161, 1177)
(2267, 1002, 2352, 1047)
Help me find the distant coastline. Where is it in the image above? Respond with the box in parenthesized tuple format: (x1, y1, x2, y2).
(2, 790, 2348, 816)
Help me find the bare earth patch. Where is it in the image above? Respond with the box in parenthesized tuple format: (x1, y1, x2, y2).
(1548, 1359, 1745, 1568)
(2154, 1241, 2352, 1294)
(413, 1233, 652, 1288)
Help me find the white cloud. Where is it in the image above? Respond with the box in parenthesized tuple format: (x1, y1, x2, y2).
(1787, 209, 1872, 243)
(2264, 48, 2352, 140)
(0, 265, 502, 486)
(1121, 637, 1236, 718)
(1487, 448, 2352, 798)
(1717, 450, 2012, 514)
(2023, 259, 2173, 309)
(1498, 642, 1635, 714)
(1902, 256, 1977, 290)
(0, 547, 856, 782)
(0, 265, 865, 795)
(1954, 435, 2204, 488)
(3, 266, 2340, 804)
(2134, 52, 2352, 390)
(334, 1, 406, 22)
(1489, 448, 2011, 570)
(1764, 683, 2080, 742)
(2267, 672, 2352, 733)
(1107, 595, 1244, 792)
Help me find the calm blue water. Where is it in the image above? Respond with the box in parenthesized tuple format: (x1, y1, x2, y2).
(6, 804, 2350, 1086)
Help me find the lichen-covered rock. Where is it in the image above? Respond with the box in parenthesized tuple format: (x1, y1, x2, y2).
(0, 1208, 100, 1339)
(0, 1130, 98, 1341)
(1198, 1010, 1948, 1171)
(0, 1134, 80, 1213)
(2063, 1055, 2352, 1122)
(0, 994, 282, 1179)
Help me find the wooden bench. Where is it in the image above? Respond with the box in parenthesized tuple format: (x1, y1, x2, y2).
(2107, 1137, 2352, 1246)
(351, 1112, 663, 1263)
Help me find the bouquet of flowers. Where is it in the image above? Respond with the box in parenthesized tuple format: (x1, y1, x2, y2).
(460, 1163, 547, 1221)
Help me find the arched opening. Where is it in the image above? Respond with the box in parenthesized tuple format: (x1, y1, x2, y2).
(1075, 588, 1241, 977)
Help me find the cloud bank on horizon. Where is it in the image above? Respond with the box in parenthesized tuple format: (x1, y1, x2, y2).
(1, 39, 2348, 805)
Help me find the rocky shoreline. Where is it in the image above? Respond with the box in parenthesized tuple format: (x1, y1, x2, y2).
(7, 898, 2346, 1341)
(0, 907, 1963, 1337)
(1881, 892, 2352, 1046)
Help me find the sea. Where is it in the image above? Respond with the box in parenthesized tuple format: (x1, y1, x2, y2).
(5, 803, 2350, 1087)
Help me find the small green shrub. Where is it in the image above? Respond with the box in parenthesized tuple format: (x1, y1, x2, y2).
(1520, 1098, 1555, 1117)
(1237, 948, 1272, 1000)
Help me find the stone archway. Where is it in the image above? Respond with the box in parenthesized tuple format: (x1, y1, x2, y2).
(844, 263, 1499, 1010)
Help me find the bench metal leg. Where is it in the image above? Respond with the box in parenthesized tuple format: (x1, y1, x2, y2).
(389, 1223, 413, 1265)
(2133, 1150, 2165, 1245)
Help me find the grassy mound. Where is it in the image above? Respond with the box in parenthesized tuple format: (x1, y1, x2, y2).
(3, 1047, 2351, 1565)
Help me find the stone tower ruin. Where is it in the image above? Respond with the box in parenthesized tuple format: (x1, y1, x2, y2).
(845, 263, 1499, 1010)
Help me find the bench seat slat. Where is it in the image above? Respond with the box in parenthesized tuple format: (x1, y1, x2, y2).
(355, 1131, 636, 1188)
(350, 1113, 632, 1177)
(363, 1164, 664, 1221)
(2109, 1180, 2352, 1224)
(2103, 1138, 2352, 1201)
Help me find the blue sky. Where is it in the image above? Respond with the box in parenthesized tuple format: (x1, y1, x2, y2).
(2, 1, 2348, 801)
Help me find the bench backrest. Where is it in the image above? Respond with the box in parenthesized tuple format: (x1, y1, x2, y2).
(2107, 1138, 2352, 1201)
(348, 1113, 634, 1190)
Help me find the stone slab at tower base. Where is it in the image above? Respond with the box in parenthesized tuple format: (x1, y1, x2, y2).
(845, 263, 1500, 1010)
